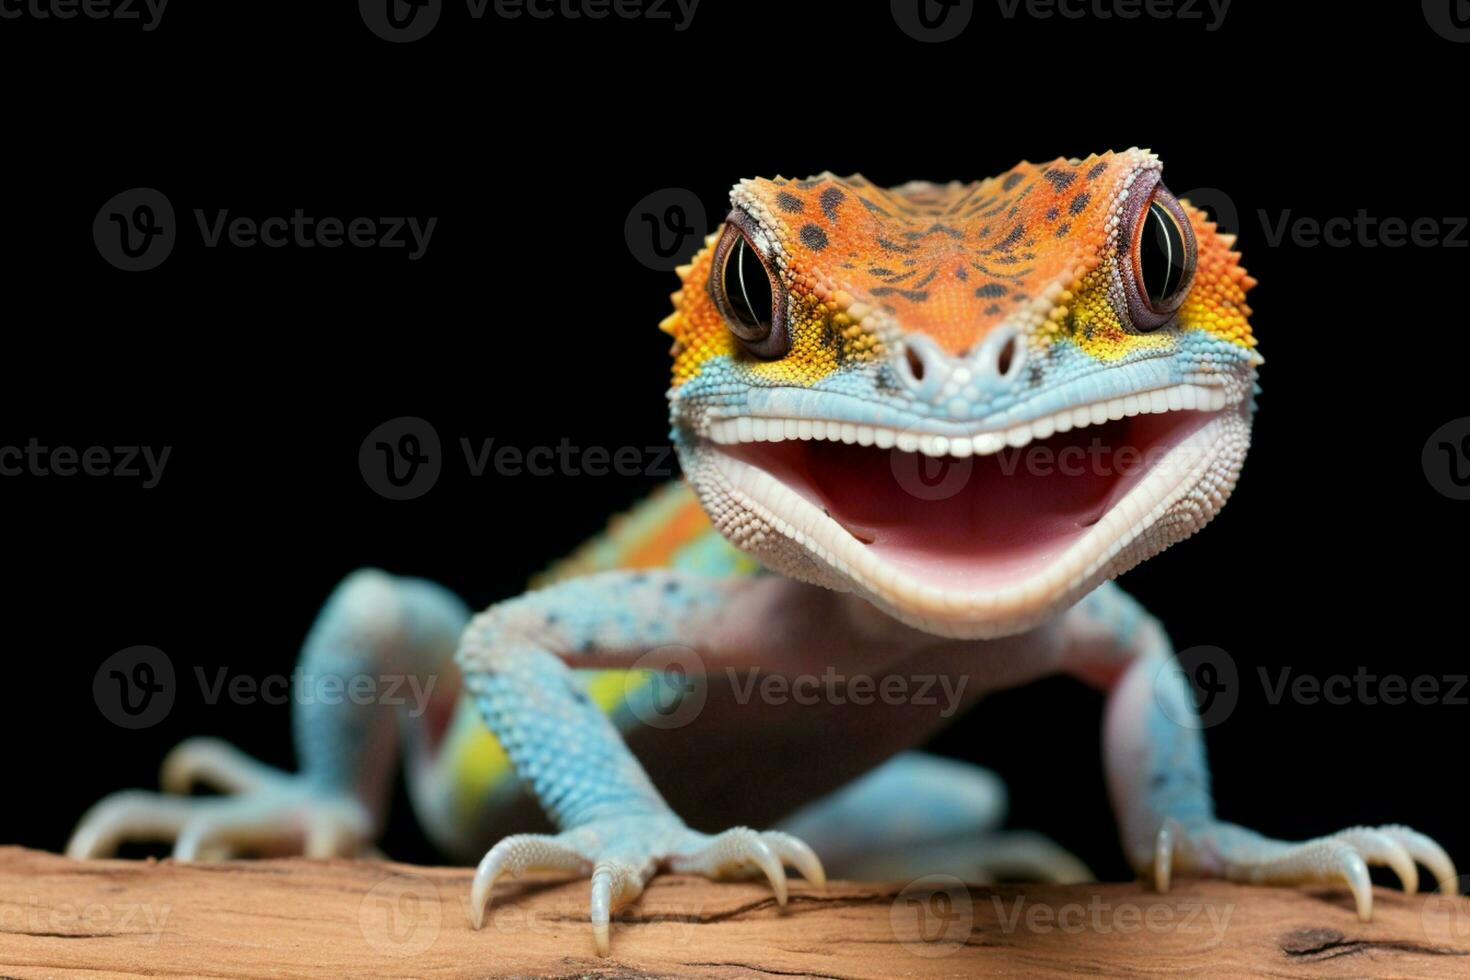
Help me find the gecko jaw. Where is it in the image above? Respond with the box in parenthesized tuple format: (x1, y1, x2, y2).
(699, 387, 1250, 637)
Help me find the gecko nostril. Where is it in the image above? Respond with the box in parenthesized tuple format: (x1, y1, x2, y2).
(904, 346, 927, 383)
(997, 333, 1024, 378)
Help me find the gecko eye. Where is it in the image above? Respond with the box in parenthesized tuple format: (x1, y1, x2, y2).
(1123, 180, 1197, 332)
(710, 216, 790, 359)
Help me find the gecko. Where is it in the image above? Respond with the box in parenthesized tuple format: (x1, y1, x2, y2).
(68, 148, 1456, 958)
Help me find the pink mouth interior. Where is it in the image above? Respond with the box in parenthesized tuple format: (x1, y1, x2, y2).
(719, 410, 1218, 592)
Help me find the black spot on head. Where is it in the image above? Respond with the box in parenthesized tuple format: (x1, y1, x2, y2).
(995, 224, 1026, 251)
(1043, 169, 1077, 191)
(1054, 222, 1071, 237)
(1086, 161, 1108, 180)
(819, 187, 845, 221)
(1046, 207, 1060, 221)
(800, 225, 829, 250)
(870, 287, 930, 302)
(983, 303, 1002, 315)
(975, 283, 1007, 298)
(859, 196, 893, 218)
(1069, 192, 1091, 215)
(877, 237, 916, 253)
(955, 266, 969, 281)
(776, 191, 804, 213)
(1002, 173, 1025, 191)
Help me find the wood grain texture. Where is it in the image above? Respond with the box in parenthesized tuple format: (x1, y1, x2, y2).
(2, 846, 1468, 978)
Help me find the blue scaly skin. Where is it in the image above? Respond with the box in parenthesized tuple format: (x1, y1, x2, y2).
(70, 151, 1455, 959)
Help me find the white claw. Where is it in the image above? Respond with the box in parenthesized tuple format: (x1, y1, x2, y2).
(470, 845, 508, 931)
(1154, 818, 1181, 893)
(1337, 847, 1373, 922)
(1382, 825, 1458, 895)
(1345, 829, 1418, 896)
(590, 864, 613, 957)
(763, 831, 827, 889)
(747, 837, 789, 907)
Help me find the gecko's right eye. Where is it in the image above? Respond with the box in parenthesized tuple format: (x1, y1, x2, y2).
(710, 216, 789, 360)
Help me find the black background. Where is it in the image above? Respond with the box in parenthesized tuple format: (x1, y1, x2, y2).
(1, 1, 1465, 883)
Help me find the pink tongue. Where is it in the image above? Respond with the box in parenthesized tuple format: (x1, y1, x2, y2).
(723, 412, 1211, 592)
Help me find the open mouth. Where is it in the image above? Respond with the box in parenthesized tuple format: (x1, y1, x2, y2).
(703, 383, 1241, 616)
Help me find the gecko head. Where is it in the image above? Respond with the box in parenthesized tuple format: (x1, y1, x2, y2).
(663, 150, 1261, 639)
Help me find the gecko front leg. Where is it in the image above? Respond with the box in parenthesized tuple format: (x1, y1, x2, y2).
(1066, 581, 1456, 918)
(456, 569, 826, 957)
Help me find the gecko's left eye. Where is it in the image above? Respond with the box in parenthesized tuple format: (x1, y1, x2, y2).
(710, 215, 790, 359)
(1123, 180, 1197, 332)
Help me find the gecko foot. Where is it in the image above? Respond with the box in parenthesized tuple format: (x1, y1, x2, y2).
(470, 815, 825, 956)
(1151, 818, 1457, 920)
(67, 737, 373, 861)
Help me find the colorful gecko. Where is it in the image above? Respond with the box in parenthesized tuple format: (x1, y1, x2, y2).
(69, 149, 1455, 959)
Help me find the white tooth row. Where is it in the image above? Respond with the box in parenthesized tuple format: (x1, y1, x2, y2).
(706, 383, 1231, 459)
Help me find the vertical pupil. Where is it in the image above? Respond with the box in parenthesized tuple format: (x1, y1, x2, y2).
(725, 237, 773, 330)
(1141, 201, 1188, 305)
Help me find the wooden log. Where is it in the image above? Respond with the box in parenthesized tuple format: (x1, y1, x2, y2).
(1, 846, 1467, 978)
